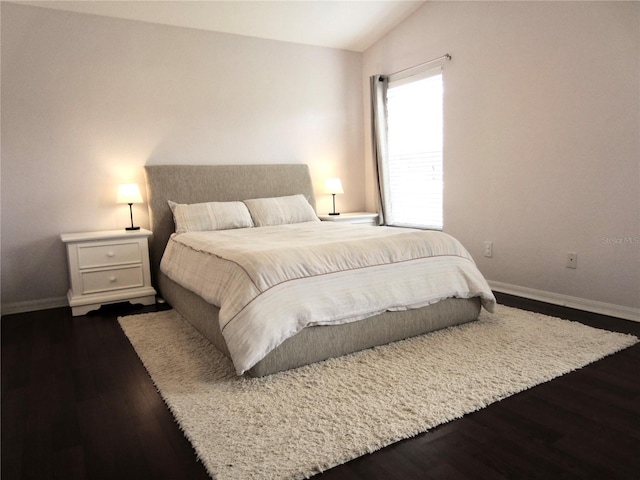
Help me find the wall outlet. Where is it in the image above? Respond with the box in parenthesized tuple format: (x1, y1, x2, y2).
(484, 241, 493, 258)
(567, 252, 577, 269)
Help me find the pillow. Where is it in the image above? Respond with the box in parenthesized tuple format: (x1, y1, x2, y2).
(168, 200, 254, 234)
(243, 194, 319, 227)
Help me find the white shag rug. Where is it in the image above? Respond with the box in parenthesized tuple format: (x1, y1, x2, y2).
(118, 305, 637, 480)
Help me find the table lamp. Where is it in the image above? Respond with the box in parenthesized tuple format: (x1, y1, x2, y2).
(324, 178, 344, 216)
(117, 183, 143, 231)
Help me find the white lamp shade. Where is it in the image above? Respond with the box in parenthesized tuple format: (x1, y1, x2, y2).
(117, 183, 143, 204)
(324, 178, 344, 195)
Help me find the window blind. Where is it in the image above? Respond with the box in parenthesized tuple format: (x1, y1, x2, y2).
(386, 67, 443, 229)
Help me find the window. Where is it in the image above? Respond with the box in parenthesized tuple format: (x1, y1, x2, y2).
(384, 67, 443, 229)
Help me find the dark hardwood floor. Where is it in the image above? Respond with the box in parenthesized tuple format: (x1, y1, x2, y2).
(2, 293, 639, 479)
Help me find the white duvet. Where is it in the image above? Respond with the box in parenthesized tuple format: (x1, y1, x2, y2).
(161, 222, 496, 374)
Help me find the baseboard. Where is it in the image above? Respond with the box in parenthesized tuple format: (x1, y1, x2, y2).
(1, 296, 69, 316)
(489, 281, 640, 323)
(3, 285, 639, 323)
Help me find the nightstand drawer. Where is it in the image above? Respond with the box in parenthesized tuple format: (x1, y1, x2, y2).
(80, 266, 144, 294)
(77, 242, 142, 269)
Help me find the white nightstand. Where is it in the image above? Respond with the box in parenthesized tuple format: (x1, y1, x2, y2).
(61, 229, 157, 316)
(318, 212, 379, 226)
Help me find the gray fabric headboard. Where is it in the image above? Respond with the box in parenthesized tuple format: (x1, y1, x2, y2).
(144, 164, 317, 289)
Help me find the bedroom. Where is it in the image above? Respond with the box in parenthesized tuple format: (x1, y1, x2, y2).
(2, 0, 639, 478)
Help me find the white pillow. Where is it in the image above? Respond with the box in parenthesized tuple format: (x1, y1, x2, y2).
(243, 194, 319, 227)
(168, 200, 254, 234)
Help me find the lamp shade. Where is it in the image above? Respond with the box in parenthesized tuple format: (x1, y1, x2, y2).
(117, 184, 143, 204)
(324, 178, 344, 195)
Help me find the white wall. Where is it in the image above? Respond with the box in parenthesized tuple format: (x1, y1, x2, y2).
(3, 2, 638, 318)
(363, 1, 639, 314)
(1, 3, 364, 311)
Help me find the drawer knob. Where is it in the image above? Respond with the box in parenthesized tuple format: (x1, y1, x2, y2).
(109, 276, 117, 282)
(107, 251, 115, 258)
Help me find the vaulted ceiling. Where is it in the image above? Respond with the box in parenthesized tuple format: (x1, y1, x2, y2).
(17, 1, 426, 52)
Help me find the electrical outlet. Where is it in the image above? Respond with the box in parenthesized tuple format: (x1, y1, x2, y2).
(567, 252, 577, 269)
(484, 241, 493, 258)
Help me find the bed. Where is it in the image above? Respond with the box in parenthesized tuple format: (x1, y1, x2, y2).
(144, 164, 495, 377)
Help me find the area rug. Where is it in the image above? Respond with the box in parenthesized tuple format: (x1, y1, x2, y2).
(118, 305, 637, 480)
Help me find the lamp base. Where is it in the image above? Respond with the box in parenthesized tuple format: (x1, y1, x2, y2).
(328, 212, 340, 216)
(126, 226, 141, 231)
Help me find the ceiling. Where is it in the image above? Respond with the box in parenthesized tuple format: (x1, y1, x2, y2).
(18, 1, 426, 52)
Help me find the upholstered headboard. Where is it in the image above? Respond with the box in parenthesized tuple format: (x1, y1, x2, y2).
(144, 164, 317, 287)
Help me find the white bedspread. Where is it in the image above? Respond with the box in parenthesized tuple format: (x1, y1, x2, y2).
(161, 222, 496, 374)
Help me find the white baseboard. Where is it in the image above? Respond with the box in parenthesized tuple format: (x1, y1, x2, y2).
(3, 285, 639, 323)
(489, 281, 640, 323)
(1, 296, 69, 316)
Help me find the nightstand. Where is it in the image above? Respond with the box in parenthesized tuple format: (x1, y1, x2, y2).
(61, 229, 157, 316)
(318, 212, 379, 226)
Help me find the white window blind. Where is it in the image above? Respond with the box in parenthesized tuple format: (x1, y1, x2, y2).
(385, 67, 443, 229)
